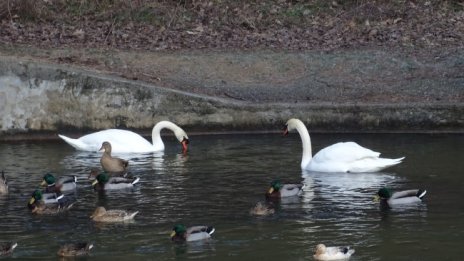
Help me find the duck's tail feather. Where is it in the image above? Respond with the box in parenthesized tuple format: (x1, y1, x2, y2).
(132, 177, 140, 185)
(129, 211, 139, 219)
(56, 194, 64, 201)
(341, 246, 355, 256)
(206, 226, 215, 235)
(65, 202, 77, 210)
(416, 189, 427, 199)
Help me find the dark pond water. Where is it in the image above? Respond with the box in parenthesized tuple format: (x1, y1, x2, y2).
(0, 133, 463, 260)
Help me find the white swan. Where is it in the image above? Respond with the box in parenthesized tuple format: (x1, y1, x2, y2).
(58, 121, 189, 153)
(283, 118, 404, 173)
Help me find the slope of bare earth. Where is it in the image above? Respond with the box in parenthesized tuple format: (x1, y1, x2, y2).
(0, 0, 463, 136)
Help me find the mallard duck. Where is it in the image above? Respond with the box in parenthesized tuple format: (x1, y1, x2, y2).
(170, 224, 215, 242)
(249, 202, 275, 216)
(91, 173, 140, 191)
(0, 171, 8, 195)
(88, 168, 131, 180)
(90, 206, 139, 222)
(265, 180, 304, 199)
(99, 141, 129, 173)
(30, 201, 76, 215)
(313, 244, 355, 260)
(57, 242, 93, 257)
(0, 242, 17, 256)
(375, 187, 427, 208)
(41, 173, 77, 193)
(28, 189, 64, 207)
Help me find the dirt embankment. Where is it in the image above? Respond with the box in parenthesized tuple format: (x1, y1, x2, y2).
(0, 1, 463, 137)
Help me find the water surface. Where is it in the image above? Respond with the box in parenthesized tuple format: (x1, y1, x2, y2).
(0, 133, 463, 260)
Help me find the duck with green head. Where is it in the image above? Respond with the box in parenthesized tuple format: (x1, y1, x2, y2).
(88, 168, 131, 180)
(28, 189, 64, 207)
(91, 172, 140, 191)
(375, 187, 427, 208)
(41, 173, 77, 193)
(170, 224, 215, 243)
(265, 180, 304, 199)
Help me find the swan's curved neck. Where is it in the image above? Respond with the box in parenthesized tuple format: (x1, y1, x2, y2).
(151, 121, 179, 150)
(293, 121, 312, 169)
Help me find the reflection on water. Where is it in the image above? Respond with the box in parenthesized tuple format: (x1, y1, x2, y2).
(0, 133, 463, 260)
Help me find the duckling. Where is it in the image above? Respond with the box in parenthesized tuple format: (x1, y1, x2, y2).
(0, 242, 17, 256)
(28, 189, 64, 207)
(91, 173, 140, 191)
(0, 171, 8, 195)
(375, 187, 427, 208)
(90, 206, 139, 222)
(265, 180, 304, 199)
(313, 244, 355, 260)
(30, 201, 76, 215)
(99, 141, 129, 173)
(249, 202, 275, 216)
(170, 224, 215, 243)
(41, 173, 77, 193)
(57, 242, 93, 257)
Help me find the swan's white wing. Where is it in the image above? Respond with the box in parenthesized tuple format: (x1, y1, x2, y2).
(308, 142, 403, 172)
(312, 142, 380, 163)
(77, 129, 153, 153)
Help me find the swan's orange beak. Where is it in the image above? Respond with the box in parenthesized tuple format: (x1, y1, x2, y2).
(181, 138, 189, 154)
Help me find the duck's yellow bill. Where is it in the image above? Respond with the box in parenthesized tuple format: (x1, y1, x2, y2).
(268, 188, 274, 194)
(170, 231, 176, 238)
(91, 180, 98, 186)
(40, 180, 47, 186)
(373, 195, 380, 202)
(29, 197, 35, 204)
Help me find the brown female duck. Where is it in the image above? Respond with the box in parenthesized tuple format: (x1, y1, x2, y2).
(29, 201, 76, 215)
(99, 141, 129, 173)
(90, 206, 139, 222)
(57, 242, 93, 257)
(249, 201, 275, 216)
